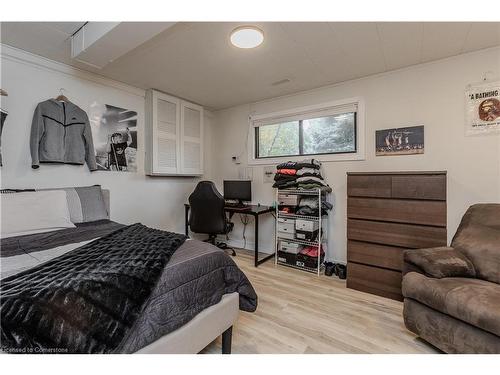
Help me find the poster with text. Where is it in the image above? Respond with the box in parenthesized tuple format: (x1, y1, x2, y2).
(375, 125, 424, 156)
(89, 103, 138, 172)
(465, 81, 500, 135)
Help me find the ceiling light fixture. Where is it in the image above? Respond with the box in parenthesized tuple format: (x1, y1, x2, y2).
(230, 26, 264, 49)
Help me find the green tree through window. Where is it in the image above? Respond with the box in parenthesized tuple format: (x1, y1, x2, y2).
(256, 112, 356, 158)
(257, 121, 299, 158)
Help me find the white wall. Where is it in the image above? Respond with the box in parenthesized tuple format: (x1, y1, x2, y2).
(0, 45, 212, 233)
(211, 47, 500, 262)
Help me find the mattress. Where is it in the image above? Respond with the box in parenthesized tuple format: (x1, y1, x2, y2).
(0, 220, 257, 353)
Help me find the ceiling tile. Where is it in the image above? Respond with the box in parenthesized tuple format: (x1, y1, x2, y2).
(328, 22, 387, 78)
(462, 22, 500, 53)
(376, 22, 424, 70)
(1, 22, 71, 62)
(421, 22, 471, 62)
(278, 23, 340, 79)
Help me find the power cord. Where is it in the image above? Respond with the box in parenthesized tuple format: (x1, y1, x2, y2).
(239, 213, 252, 249)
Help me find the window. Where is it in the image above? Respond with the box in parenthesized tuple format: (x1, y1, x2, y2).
(255, 121, 300, 158)
(254, 108, 357, 159)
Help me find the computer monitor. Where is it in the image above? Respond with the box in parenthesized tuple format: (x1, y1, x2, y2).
(223, 180, 251, 205)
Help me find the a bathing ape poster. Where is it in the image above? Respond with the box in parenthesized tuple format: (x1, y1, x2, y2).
(465, 81, 500, 135)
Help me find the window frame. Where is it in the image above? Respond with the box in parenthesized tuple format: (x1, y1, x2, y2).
(254, 112, 357, 159)
(248, 97, 365, 165)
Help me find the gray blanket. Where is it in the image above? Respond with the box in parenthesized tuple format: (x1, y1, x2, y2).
(1, 220, 125, 257)
(120, 239, 257, 353)
(0, 221, 257, 353)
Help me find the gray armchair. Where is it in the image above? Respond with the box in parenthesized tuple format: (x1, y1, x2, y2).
(402, 204, 500, 354)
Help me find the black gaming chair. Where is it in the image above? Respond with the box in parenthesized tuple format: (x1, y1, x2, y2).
(188, 181, 236, 256)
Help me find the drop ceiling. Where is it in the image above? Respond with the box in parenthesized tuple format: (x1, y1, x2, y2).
(1, 22, 499, 110)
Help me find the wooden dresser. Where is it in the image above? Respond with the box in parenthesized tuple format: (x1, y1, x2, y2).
(346, 171, 447, 301)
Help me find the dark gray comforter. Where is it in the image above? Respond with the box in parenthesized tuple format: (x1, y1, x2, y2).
(0, 221, 257, 353)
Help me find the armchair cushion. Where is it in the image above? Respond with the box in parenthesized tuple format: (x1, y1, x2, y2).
(453, 222, 500, 284)
(403, 272, 500, 337)
(404, 247, 476, 279)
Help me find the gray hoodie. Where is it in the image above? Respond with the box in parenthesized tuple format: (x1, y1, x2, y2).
(30, 99, 97, 171)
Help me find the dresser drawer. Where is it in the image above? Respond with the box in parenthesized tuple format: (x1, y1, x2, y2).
(392, 174, 446, 201)
(347, 175, 392, 198)
(347, 262, 402, 301)
(347, 240, 404, 271)
(347, 219, 447, 249)
(347, 197, 446, 227)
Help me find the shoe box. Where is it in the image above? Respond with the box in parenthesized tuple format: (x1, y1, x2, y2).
(296, 252, 325, 269)
(279, 240, 302, 254)
(277, 250, 296, 265)
(295, 219, 319, 241)
(277, 217, 296, 239)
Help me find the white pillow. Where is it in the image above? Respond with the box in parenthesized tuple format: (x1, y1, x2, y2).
(1, 190, 75, 238)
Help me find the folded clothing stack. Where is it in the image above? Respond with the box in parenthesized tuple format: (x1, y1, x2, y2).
(296, 196, 333, 216)
(273, 158, 331, 192)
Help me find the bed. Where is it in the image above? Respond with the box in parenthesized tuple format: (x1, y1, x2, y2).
(0, 186, 257, 354)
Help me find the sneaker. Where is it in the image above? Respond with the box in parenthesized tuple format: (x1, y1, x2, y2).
(324, 262, 335, 276)
(335, 264, 347, 279)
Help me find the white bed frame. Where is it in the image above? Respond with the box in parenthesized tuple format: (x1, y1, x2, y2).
(102, 190, 239, 354)
(136, 292, 239, 354)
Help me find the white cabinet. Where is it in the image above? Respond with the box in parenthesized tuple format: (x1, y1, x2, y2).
(145, 89, 204, 176)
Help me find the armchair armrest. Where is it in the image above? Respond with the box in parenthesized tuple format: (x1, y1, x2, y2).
(403, 246, 476, 279)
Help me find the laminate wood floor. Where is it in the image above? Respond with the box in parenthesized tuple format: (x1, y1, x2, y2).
(201, 249, 437, 354)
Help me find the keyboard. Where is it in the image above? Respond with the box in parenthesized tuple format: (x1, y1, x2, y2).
(225, 203, 251, 210)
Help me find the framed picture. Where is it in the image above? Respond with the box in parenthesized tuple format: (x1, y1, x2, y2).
(89, 103, 138, 172)
(465, 81, 500, 135)
(375, 125, 424, 156)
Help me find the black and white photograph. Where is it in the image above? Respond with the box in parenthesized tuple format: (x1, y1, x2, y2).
(89, 103, 138, 172)
(375, 125, 424, 156)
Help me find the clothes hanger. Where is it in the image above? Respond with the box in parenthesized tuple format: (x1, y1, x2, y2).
(55, 88, 69, 102)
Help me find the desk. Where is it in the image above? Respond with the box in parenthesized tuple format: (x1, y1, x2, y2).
(184, 203, 275, 267)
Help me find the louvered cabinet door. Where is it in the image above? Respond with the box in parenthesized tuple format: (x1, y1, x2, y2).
(180, 101, 203, 175)
(151, 91, 180, 175)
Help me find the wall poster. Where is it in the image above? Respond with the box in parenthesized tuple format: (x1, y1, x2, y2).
(465, 81, 500, 135)
(375, 125, 424, 156)
(89, 103, 138, 172)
